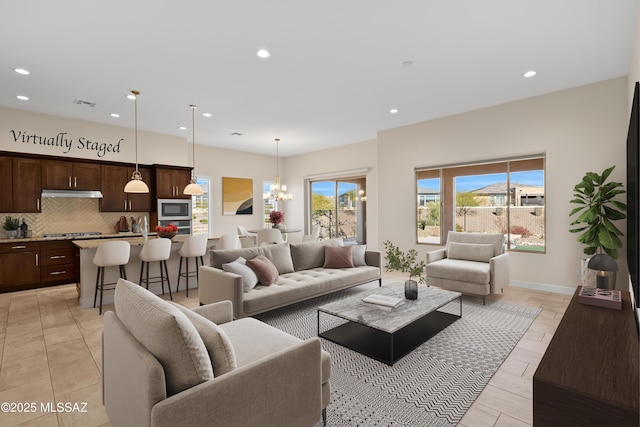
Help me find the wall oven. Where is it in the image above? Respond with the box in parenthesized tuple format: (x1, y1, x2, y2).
(157, 199, 192, 235)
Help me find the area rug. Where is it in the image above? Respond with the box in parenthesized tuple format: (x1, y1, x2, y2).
(254, 282, 541, 427)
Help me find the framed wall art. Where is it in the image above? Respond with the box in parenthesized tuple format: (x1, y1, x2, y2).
(222, 177, 253, 215)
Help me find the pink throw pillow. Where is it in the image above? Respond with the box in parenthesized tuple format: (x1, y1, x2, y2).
(323, 245, 354, 269)
(246, 255, 279, 286)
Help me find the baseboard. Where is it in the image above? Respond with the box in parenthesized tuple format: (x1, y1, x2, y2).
(509, 280, 576, 295)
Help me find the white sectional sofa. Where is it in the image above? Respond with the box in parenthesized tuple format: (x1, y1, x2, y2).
(199, 238, 382, 318)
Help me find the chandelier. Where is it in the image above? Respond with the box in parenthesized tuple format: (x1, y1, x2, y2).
(263, 138, 292, 202)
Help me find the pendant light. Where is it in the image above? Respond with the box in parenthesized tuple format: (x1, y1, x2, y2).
(183, 104, 204, 195)
(263, 138, 292, 201)
(124, 90, 150, 193)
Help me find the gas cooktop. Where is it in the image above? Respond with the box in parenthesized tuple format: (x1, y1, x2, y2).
(42, 232, 103, 238)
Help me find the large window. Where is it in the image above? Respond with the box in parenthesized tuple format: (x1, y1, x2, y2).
(310, 177, 366, 243)
(416, 155, 545, 252)
(192, 176, 211, 235)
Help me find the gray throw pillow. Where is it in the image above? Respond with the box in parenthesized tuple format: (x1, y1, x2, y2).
(290, 238, 344, 271)
(210, 247, 261, 269)
(114, 279, 213, 396)
(170, 302, 237, 377)
(259, 243, 294, 274)
(447, 242, 495, 263)
(222, 257, 259, 292)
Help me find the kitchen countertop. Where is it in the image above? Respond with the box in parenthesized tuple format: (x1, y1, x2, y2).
(72, 234, 218, 249)
(0, 232, 218, 246)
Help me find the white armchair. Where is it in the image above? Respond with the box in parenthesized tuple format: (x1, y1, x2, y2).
(425, 232, 509, 304)
(103, 279, 330, 427)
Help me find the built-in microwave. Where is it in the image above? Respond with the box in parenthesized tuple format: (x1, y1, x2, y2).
(158, 199, 192, 235)
(158, 199, 192, 220)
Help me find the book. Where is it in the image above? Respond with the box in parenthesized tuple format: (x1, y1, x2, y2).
(578, 286, 622, 310)
(362, 294, 403, 308)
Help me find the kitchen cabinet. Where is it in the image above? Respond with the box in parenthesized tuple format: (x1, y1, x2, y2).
(40, 240, 78, 285)
(155, 166, 192, 199)
(100, 164, 153, 212)
(12, 157, 41, 213)
(0, 242, 40, 292)
(0, 156, 12, 212)
(42, 159, 101, 190)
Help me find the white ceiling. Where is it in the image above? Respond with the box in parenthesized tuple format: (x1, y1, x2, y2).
(1, 0, 637, 157)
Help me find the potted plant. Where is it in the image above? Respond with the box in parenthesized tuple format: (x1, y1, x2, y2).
(269, 210, 285, 229)
(569, 165, 626, 288)
(3, 216, 20, 239)
(383, 240, 426, 299)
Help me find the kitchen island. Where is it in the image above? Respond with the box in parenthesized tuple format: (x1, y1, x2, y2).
(73, 234, 218, 308)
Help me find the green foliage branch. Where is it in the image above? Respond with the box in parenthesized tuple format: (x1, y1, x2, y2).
(383, 240, 426, 284)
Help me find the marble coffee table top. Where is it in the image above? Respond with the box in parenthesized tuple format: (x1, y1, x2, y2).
(318, 282, 461, 333)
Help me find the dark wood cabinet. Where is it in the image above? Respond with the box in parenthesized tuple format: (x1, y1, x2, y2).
(0, 156, 12, 212)
(100, 164, 152, 212)
(155, 166, 192, 199)
(0, 242, 40, 291)
(40, 240, 78, 285)
(533, 289, 639, 426)
(12, 157, 41, 213)
(42, 159, 101, 190)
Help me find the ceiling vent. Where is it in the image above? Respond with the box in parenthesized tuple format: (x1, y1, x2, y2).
(74, 99, 96, 108)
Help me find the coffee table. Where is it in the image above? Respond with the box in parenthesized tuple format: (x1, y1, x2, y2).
(317, 282, 462, 365)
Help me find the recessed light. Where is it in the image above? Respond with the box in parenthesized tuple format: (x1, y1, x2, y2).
(402, 61, 413, 68)
(178, 126, 187, 130)
(202, 113, 212, 118)
(390, 109, 399, 114)
(110, 113, 120, 118)
(16, 95, 29, 101)
(257, 49, 270, 58)
(524, 70, 537, 78)
(14, 68, 30, 75)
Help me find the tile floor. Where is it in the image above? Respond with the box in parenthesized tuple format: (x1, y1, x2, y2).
(0, 273, 570, 427)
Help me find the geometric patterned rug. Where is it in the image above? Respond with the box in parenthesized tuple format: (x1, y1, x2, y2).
(254, 281, 541, 426)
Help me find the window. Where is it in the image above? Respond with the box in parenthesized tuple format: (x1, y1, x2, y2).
(192, 176, 211, 235)
(263, 180, 275, 228)
(415, 155, 545, 253)
(309, 177, 366, 243)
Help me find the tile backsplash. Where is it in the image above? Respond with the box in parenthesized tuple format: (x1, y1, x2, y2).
(1, 198, 148, 237)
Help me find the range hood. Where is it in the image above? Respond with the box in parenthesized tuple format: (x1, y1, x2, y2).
(41, 189, 104, 199)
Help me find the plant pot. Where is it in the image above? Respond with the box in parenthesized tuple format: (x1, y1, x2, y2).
(6, 230, 18, 239)
(273, 223, 286, 230)
(404, 279, 418, 300)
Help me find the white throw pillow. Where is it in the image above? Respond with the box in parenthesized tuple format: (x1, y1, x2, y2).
(352, 245, 367, 266)
(222, 257, 259, 292)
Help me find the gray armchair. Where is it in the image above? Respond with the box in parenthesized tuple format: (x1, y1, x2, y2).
(103, 279, 330, 427)
(425, 231, 509, 304)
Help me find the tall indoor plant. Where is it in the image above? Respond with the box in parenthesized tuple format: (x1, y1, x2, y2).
(383, 240, 425, 299)
(569, 166, 626, 287)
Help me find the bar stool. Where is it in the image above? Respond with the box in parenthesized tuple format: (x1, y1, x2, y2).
(176, 233, 208, 297)
(139, 237, 173, 300)
(93, 240, 130, 315)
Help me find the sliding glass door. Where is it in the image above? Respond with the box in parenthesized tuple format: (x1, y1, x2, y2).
(310, 177, 366, 243)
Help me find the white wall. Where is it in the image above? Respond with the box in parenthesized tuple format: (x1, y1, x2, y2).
(377, 77, 628, 291)
(283, 139, 379, 245)
(0, 107, 188, 165)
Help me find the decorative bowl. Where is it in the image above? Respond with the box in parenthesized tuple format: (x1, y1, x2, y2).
(157, 231, 177, 239)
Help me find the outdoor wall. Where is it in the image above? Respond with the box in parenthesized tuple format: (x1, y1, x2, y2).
(377, 77, 629, 292)
(283, 139, 379, 245)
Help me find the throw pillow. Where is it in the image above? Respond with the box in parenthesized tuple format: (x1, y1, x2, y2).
(447, 241, 495, 263)
(222, 257, 259, 292)
(259, 243, 295, 274)
(352, 244, 367, 266)
(323, 245, 354, 268)
(210, 247, 261, 269)
(114, 279, 213, 396)
(246, 255, 280, 285)
(170, 302, 237, 377)
(290, 237, 344, 271)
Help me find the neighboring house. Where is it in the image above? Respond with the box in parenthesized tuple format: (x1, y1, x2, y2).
(472, 182, 544, 207)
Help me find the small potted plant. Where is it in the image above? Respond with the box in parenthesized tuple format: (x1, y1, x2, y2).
(569, 165, 626, 288)
(269, 210, 285, 229)
(3, 216, 20, 239)
(384, 240, 426, 299)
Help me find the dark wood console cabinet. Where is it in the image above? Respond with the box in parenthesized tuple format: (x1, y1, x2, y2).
(533, 288, 639, 426)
